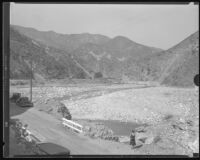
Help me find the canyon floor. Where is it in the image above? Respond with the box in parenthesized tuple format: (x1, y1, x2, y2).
(9, 80, 199, 157)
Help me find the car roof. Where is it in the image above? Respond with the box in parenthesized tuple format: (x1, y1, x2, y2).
(37, 142, 70, 155)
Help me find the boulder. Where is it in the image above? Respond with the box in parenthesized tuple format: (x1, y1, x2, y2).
(188, 137, 199, 153)
(135, 126, 146, 132)
(145, 136, 155, 144)
(113, 136, 119, 142)
(119, 136, 130, 143)
(136, 132, 155, 145)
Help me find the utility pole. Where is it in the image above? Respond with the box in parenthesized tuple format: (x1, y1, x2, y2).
(30, 60, 32, 102)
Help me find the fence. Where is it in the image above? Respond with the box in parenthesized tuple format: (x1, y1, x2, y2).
(62, 118, 83, 133)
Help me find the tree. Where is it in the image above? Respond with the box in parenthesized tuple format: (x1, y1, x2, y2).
(76, 72, 86, 79)
(57, 103, 72, 120)
(94, 72, 103, 78)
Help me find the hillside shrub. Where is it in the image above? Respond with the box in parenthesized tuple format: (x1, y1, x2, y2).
(94, 72, 103, 78)
(57, 103, 72, 120)
(76, 72, 86, 79)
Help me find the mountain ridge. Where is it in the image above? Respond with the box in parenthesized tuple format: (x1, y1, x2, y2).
(10, 25, 199, 87)
(11, 24, 163, 51)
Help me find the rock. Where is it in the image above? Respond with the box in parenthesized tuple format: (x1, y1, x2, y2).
(153, 135, 162, 144)
(145, 136, 154, 144)
(179, 118, 185, 123)
(135, 126, 146, 132)
(188, 137, 199, 153)
(138, 137, 147, 143)
(136, 132, 148, 140)
(172, 123, 186, 131)
(119, 136, 130, 143)
(113, 136, 119, 142)
(186, 120, 194, 126)
(136, 131, 155, 145)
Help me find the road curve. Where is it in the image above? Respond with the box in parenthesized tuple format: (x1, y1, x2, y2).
(10, 102, 110, 155)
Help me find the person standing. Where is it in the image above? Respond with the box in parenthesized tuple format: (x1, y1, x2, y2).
(130, 130, 136, 149)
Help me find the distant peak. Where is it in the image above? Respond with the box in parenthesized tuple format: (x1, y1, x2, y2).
(46, 30, 56, 34)
(111, 35, 136, 46)
(113, 35, 130, 40)
(112, 35, 136, 43)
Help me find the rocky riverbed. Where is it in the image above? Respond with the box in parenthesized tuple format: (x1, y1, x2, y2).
(10, 84, 199, 156)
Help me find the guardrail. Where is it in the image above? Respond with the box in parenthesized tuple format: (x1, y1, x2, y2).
(62, 118, 83, 133)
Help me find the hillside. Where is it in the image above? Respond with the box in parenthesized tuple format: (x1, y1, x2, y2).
(10, 27, 88, 80)
(11, 25, 163, 80)
(139, 31, 199, 87)
(10, 25, 199, 87)
(11, 25, 111, 53)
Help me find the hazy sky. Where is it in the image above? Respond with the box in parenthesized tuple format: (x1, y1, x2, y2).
(10, 3, 198, 50)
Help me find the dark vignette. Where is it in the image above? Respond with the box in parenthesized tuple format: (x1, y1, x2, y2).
(2, 2, 10, 158)
(3, 0, 199, 158)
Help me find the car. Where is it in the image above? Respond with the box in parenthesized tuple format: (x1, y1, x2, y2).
(16, 97, 33, 107)
(36, 142, 70, 156)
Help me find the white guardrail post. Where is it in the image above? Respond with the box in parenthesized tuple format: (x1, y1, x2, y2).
(62, 118, 83, 133)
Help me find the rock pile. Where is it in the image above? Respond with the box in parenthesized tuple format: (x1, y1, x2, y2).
(83, 123, 119, 142)
(132, 115, 199, 156)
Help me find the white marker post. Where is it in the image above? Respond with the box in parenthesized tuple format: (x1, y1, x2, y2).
(62, 118, 83, 133)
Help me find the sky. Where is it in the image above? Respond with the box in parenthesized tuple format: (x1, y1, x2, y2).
(10, 3, 199, 50)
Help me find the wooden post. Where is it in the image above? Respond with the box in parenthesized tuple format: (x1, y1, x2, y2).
(30, 60, 32, 102)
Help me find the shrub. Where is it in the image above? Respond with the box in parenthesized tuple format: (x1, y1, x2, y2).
(76, 72, 86, 79)
(57, 103, 72, 120)
(94, 72, 103, 78)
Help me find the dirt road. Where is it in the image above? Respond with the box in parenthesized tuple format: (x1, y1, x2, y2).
(10, 102, 136, 155)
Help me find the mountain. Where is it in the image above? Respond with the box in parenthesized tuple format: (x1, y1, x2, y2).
(10, 25, 199, 87)
(11, 25, 111, 53)
(11, 25, 163, 80)
(139, 31, 199, 87)
(104, 35, 162, 59)
(10, 27, 88, 80)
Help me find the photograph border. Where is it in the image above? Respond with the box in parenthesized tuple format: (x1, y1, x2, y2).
(2, 0, 199, 158)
